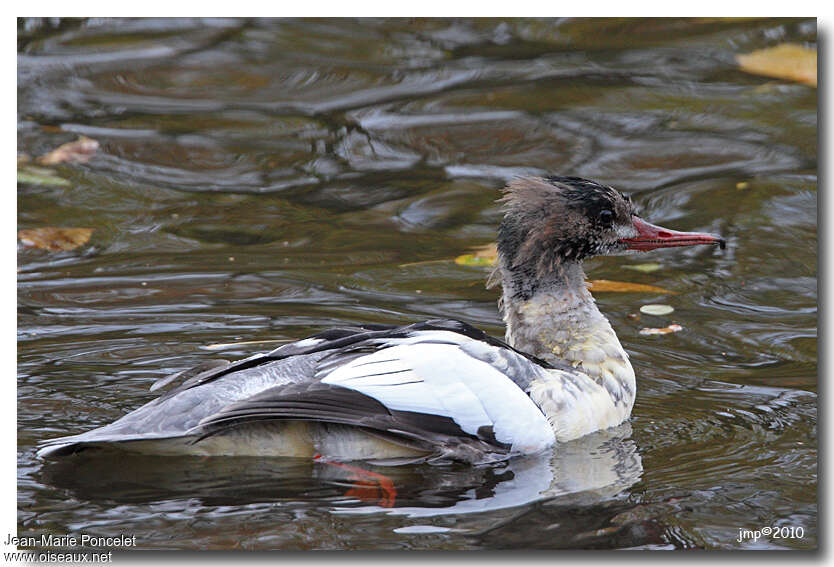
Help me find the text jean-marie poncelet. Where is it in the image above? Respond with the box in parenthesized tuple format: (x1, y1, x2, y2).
(6, 533, 137, 548)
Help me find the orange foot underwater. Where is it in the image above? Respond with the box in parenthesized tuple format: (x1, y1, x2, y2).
(314, 455, 397, 508)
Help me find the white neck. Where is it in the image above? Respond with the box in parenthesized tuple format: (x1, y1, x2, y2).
(499, 261, 636, 411)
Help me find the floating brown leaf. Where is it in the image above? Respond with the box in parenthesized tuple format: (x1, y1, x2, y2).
(588, 279, 675, 294)
(18, 227, 94, 251)
(737, 43, 817, 87)
(36, 136, 100, 165)
(639, 324, 683, 336)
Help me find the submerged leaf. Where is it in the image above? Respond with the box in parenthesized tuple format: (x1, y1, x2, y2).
(588, 280, 675, 294)
(639, 324, 683, 336)
(622, 262, 662, 273)
(36, 135, 100, 165)
(398, 259, 449, 268)
(18, 227, 94, 251)
(640, 304, 675, 315)
(737, 43, 817, 87)
(17, 166, 71, 187)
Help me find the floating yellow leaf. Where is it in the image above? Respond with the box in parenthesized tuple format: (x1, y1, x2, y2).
(737, 43, 817, 87)
(18, 227, 94, 251)
(639, 324, 683, 336)
(36, 136, 100, 165)
(454, 243, 498, 267)
(454, 254, 495, 267)
(588, 279, 675, 294)
(640, 304, 675, 316)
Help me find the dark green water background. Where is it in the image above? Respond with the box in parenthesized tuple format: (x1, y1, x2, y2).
(17, 18, 817, 550)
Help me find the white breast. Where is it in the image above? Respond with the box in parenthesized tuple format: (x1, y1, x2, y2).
(528, 363, 635, 443)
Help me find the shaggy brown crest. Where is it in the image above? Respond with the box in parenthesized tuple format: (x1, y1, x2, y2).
(491, 176, 635, 298)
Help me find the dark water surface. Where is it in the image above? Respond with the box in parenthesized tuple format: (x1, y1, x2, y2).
(17, 18, 817, 550)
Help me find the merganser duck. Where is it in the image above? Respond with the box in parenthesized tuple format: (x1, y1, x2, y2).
(38, 176, 724, 464)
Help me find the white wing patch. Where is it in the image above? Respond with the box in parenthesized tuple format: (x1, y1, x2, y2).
(320, 342, 554, 454)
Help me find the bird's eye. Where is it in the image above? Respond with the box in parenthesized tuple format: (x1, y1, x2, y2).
(599, 209, 614, 226)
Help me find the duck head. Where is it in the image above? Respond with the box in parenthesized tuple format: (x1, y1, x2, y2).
(494, 176, 724, 299)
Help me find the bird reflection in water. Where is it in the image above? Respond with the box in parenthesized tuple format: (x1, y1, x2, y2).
(38, 423, 640, 518)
